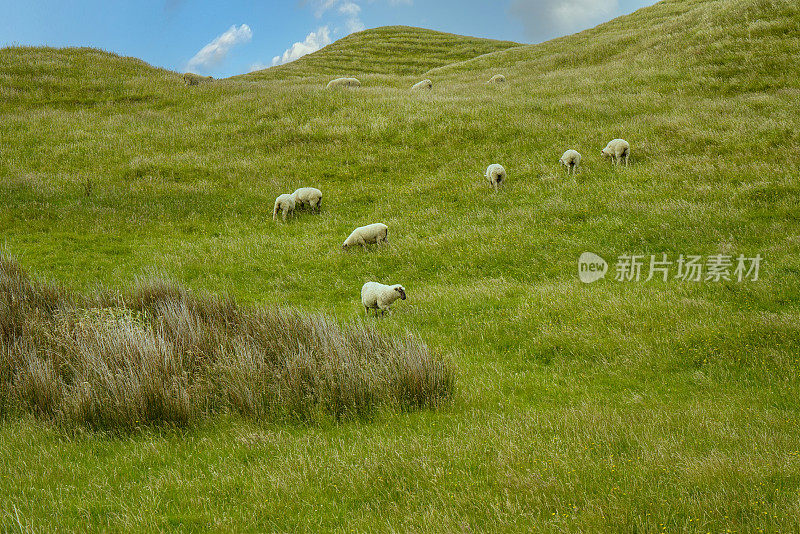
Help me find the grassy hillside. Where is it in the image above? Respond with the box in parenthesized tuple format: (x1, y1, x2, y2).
(2, 0, 800, 531)
(242, 25, 520, 83)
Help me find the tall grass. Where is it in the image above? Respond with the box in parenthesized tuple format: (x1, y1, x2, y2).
(0, 255, 453, 429)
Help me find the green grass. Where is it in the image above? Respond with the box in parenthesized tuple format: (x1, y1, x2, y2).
(241, 25, 520, 83)
(2, 0, 800, 530)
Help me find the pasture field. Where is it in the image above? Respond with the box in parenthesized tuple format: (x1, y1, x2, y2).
(2, 0, 800, 530)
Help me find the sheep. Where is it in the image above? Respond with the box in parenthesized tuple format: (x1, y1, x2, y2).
(602, 139, 630, 167)
(487, 74, 506, 84)
(484, 164, 507, 193)
(291, 187, 323, 212)
(559, 150, 582, 176)
(326, 77, 361, 89)
(361, 282, 406, 316)
(272, 194, 295, 222)
(183, 73, 213, 86)
(411, 79, 433, 91)
(342, 223, 389, 250)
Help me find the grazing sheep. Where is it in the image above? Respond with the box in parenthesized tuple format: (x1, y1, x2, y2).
(183, 73, 213, 86)
(272, 194, 295, 222)
(484, 164, 507, 193)
(487, 74, 506, 84)
(361, 282, 406, 316)
(342, 223, 389, 250)
(602, 139, 631, 167)
(291, 187, 323, 212)
(326, 77, 361, 89)
(559, 150, 582, 175)
(411, 79, 433, 91)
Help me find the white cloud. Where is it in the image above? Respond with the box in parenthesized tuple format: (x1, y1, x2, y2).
(271, 26, 332, 66)
(345, 17, 366, 33)
(509, 0, 619, 41)
(187, 24, 253, 71)
(314, 0, 337, 18)
(249, 61, 269, 72)
(338, 1, 361, 16)
(311, 0, 366, 36)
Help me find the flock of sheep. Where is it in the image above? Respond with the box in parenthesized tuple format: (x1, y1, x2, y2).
(272, 187, 403, 315)
(182, 72, 632, 316)
(324, 73, 506, 91)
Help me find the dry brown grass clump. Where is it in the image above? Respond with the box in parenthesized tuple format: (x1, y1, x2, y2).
(0, 256, 453, 429)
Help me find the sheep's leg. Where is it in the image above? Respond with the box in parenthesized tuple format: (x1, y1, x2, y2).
(625, 154, 629, 167)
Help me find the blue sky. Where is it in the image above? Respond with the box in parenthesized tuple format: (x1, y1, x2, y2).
(1, 0, 659, 78)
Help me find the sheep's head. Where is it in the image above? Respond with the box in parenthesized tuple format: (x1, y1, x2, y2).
(601, 149, 611, 159)
(394, 285, 406, 300)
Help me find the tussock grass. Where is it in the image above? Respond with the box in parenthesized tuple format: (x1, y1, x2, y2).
(0, 256, 452, 429)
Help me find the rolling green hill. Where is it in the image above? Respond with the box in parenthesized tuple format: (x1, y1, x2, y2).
(434, 0, 800, 95)
(2, 0, 800, 531)
(242, 25, 520, 81)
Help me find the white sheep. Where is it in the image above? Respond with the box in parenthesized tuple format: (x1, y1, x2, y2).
(559, 150, 582, 175)
(326, 77, 361, 89)
(411, 79, 433, 91)
(291, 187, 323, 212)
(602, 139, 630, 167)
(487, 74, 506, 84)
(361, 282, 406, 316)
(272, 194, 295, 222)
(342, 223, 389, 250)
(183, 73, 213, 86)
(484, 164, 507, 193)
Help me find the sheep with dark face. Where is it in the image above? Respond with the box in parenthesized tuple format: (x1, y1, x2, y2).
(411, 79, 433, 91)
(183, 73, 213, 86)
(326, 77, 361, 89)
(361, 282, 406, 316)
(602, 139, 631, 167)
(487, 74, 506, 84)
(484, 164, 507, 192)
(272, 194, 295, 222)
(342, 223, 389, 250)
(559, 150, 582, 175)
